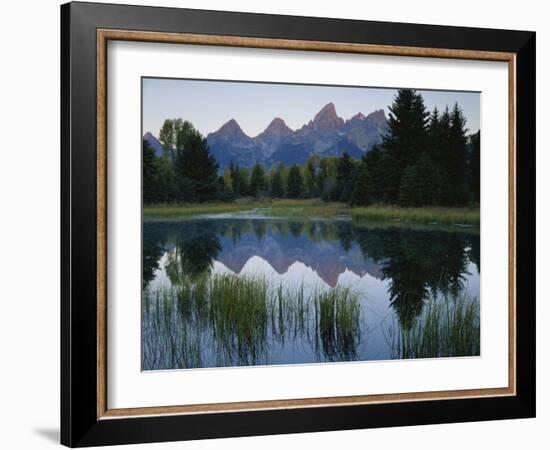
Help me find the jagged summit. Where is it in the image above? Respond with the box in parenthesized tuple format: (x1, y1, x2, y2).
(143, 131, 164, 157)
(216, 118, 247, 137)
(146, 103, 388, 169)
(365, 109, 386, 122)
(258, 117, 293, 138)
(310, 102, 344, 132)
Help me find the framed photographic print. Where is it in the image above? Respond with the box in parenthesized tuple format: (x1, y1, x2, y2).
(61, 1, 536, 447)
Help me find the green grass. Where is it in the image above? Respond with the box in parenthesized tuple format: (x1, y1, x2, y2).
(143, 201, 264, 218)
(209, 273, 269, 363)
(142, 272, 363, 369)
(143, 271, 480, 369)
(388, 294, 480, 359)
(315, 287, 361, 361)
(349, 205, 479, 226)
(144, 199, 479, 226)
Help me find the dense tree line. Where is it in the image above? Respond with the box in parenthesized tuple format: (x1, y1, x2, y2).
(144, 119, 357, 203)
(354, 90, 480, 207)
(145, 91, 480, 207)
(143, 119, 227, 203)
(221, 154, 355, 202)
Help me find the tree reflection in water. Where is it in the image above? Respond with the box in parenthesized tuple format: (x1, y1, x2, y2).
(142, 218, 479, 369)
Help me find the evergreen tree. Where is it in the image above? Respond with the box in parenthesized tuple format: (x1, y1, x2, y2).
(399, 153, 441, 207)
(287, 164, 304, 198)
(434, 106, 452, 204)
(238, 167, 251, 196)
(427, 107, 442, 161)
(173, 123, 219, 202)
(381, 89, 429, 202)
(447, 103, 469, 205)
(270, 165, 285, 198)
(331, 151, 355, 202)
(398, 164, 418, 207)
(143, 139, 158, 203)
(364, 144, 404, 205)
(229, 162, 244, 198)
(350, 160, 370, 206)
(249, 162, 267, 197)
(156, 156, 181, 202)
(469, 131, 480, 203)
(304, 155, 320, 197)
(415, 153, 442, 205)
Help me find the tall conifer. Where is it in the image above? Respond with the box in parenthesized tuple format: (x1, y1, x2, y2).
(381, 89, 429, 202)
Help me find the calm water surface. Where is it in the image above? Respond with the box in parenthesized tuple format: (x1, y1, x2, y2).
(142, 215, 480, 370)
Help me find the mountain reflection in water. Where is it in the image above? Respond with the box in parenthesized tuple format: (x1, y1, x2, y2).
(142, 218, 480, 370)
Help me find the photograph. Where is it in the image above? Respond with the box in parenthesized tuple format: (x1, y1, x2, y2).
(141, 78, 481, 371)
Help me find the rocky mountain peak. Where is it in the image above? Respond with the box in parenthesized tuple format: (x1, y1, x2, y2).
(311, 102, 344, 132)
(258, 117, 293, 139)
(215, 118, 247, 138)
(365, 109, 387, 124)
(151, 103, 388, 169)
(143, 131, 164, 157)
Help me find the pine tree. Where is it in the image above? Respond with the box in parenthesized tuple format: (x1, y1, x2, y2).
(249, 162, 267, 197)
(361, 145, 384, 203)
(229, 162, 243, 198)
(399, 164, 418, 207)
(173, 123, 219, 202)
(143, 139, 158, 203)
(469, 131, 480, 203)
(238, 167, 250, 196)
(270, 165, 285, 198)
(350, 161, 370, 206)
(398, 153, 441, 207)
(434, 106, 452, 204)
(414, 153, 441, 205)
(381, 89, 429, 202)
(287, 164, 304, 198)
(427, 107, 442, 162)
(447, 102, 469, 205)
(331, 151, 355, 202)
(156, 156, 181, 202)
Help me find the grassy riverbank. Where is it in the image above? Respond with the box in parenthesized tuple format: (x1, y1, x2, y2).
(143, 199, 480, 226)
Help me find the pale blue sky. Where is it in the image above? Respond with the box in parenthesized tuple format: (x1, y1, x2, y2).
(142, 78, 480, 138)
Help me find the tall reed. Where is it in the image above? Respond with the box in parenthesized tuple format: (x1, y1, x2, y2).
(315, 287, 361, 361)
(388, 294, 480, 359)
(142, 272, 363, 369)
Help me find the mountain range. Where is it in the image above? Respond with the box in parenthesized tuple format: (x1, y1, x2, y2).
(143, 102, 388, 169)
(215, 231, 383, 287)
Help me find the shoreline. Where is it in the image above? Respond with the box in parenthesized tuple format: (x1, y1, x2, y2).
(143, 199, 480, 226)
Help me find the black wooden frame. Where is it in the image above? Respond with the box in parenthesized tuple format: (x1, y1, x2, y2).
(61, 1, 536, 447)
